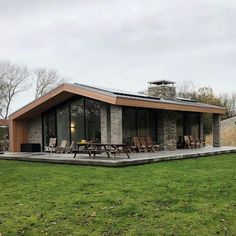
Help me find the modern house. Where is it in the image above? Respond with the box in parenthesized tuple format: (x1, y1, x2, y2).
(9, 80, 225, 152)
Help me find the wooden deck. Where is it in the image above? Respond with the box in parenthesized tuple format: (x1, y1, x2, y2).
(0, 146, 236, 167)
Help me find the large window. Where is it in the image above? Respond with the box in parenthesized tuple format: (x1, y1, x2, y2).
(85, 99, 101, 142)
(43, 97, 102, 148)
(122, 107, 157, 144)
(189, 113, 200, 139)
(176, 112, 184, 139)
(176, 112, 200, 139)
(123, 108, 137, 144)
(71, 98, 85, 142)
(56, 104, 70, 144)
(44, 111, 56, 146)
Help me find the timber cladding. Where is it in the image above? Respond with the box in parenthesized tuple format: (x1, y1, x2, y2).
(9, 120, 28, 152)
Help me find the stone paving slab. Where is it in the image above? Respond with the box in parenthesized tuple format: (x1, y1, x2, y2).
(0, 147, 236, 167)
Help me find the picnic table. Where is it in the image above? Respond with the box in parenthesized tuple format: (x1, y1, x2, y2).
(73, 143, 131, 159)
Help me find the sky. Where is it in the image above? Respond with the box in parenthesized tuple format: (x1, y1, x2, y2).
(0, 0, 236, 113)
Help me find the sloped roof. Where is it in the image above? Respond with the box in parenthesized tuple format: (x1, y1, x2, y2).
(9, 83, 226, 120)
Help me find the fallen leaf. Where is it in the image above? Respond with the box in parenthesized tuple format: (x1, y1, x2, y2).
(91, 212, 96, 217)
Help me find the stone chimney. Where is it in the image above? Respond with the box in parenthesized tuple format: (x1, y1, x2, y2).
(148, 80, 176, 99)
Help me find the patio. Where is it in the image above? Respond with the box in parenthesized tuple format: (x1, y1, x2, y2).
(1, 146, 236, 167)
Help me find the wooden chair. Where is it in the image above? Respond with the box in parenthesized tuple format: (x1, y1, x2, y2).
(184, 136, 195, 149)
(45, 138, 57, 153)
(139, 137, 152, 152)
(146, 136, 160, 152)
(56, 140, 68, 153)
(133, 137, 146, 152)
(65, 141, 75, 153)
(189, 136, 200, 148)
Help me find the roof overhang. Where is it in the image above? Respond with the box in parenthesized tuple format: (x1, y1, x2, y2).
(115, 97, 226, 114)
(9, 84, 117, 120)
(9, 83, 226, 121)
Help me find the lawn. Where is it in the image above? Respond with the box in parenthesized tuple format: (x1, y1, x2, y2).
(0, 154, 236, 236)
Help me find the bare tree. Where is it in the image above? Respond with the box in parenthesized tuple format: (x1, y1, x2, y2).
(177, 80, 198, 99)
(0, 81, 5, 116)
(0, 60, 30, 119)
(220, 93, 236, 118)
(33, 68, 65, 99)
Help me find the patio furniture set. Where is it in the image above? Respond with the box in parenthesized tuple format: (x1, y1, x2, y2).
(182, 136, 205, 149)
(44, 135, 205, 159)
(131, 136, 160, 153)
(44, 136, 160, 159)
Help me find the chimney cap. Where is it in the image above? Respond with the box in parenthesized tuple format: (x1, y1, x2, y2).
(148, 80, 176, 86)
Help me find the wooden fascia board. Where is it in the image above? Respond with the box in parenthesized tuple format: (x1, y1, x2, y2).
(9, 84, 117, 120)
(115, 97, 226, 115)
(9, 84, 66, 120)
(8, 83, 225, 121)
(63, 84, 117, 105)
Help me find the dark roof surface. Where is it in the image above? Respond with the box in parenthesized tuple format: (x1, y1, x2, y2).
(74, 83, 223, 110)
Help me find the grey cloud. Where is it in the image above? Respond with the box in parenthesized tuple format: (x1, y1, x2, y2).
(0, 0, 236, 112)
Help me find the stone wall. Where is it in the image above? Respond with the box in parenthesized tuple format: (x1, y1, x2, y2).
(110, 105, 123, 144)
(28, 116, 43, 150)
(101, 104, 111, 143)
(213, 114, 221, 147)
(157, 110, 177, 151)
(148, 85, 176, 99)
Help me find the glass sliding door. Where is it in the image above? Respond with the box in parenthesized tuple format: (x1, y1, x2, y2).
(85, 99, 101, 142)
(122, 108, 137, 144)
(71, 98, 85, 142)
(56, 104, 70, 144)
(137, 109, 147, 137)
(190, 113, 200, 139)
(147, 109, 157, 142)
(176, 112, 184, 148)
(122, 107, 157, 145)
(43, 97, 103, 147)
(44, 111, 56, 146)
(176, 112, 200, 148)
(176, 112, 184, 139)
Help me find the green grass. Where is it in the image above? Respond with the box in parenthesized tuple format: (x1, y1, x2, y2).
(0, 154, 236, 236)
